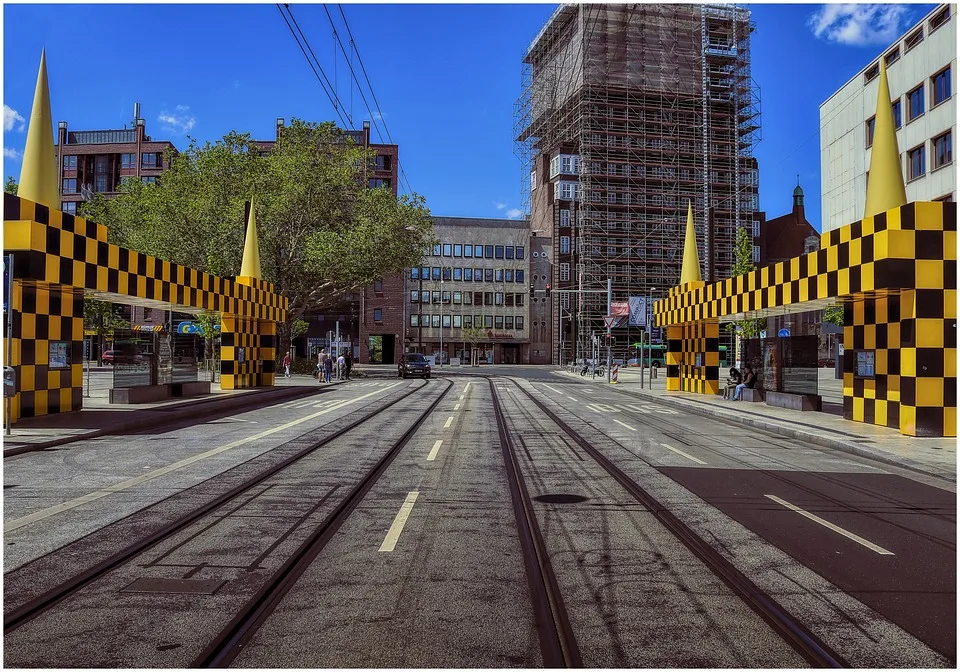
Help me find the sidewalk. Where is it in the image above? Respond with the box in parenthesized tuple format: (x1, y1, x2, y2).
(555, 365, 956, 483)
(2, 371, 339, 457)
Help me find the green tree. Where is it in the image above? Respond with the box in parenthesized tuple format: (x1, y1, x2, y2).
(5, 176, 18, 195)
(726, 227, 765, 356)
(461, 326, 487, 367)
(81, 120, 433, 358)
(83, 298, 129, 364)
(823, 305, 844, 326)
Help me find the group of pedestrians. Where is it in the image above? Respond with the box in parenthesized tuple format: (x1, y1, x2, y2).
(279, 349, 354, 383)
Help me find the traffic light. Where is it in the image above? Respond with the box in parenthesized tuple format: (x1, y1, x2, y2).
(530, 283, 535, 297)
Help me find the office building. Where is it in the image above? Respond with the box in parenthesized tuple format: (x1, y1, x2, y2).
(516, 4, 761, 364)
(820, 4, 955, 232)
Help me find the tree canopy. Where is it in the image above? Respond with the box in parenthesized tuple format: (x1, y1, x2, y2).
(81, 120, 434, 336)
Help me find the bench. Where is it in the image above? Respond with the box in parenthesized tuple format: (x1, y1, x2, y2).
(740, 388, 764, 402)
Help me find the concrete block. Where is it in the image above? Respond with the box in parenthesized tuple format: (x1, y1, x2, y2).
(110, 385, 172, 404)
(172, 381, 212, 398)
(765, 391, 822, 412)
(741, 388, 765, 402)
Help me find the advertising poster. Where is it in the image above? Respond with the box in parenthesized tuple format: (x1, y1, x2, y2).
(628, 297, 647, 327)
(49, 341, 70, 369)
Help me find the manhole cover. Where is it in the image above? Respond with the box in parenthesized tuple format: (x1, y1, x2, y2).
(534, 494, 589, 504)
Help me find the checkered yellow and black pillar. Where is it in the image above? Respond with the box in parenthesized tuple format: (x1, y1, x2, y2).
(664, 280, 720, 395)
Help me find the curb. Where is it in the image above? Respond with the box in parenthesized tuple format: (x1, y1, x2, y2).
(3, 386, 319, 458)
(556, 370, 955, 484)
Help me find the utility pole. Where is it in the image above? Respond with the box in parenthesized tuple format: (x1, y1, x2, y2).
(606, 278, 612, 383)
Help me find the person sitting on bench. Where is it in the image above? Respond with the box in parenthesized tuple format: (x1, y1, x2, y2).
(722, 367, 741, 399)
(732, 364, 757, 401)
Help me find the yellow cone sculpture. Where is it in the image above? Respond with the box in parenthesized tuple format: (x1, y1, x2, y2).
(863, 59, 907, 218)
(18, 50, 59, 209)
(679, 200, 702, 285)
(240, 198, 262, 280)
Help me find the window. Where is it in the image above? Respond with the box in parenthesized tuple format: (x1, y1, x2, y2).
(474, 291, 483, 305)
(908, 144, 926, 180)
(410, 291, 419, 303)
(464, 245, 473, 258)
(421, 291, 430, 303)
(515, 246, 524, 260)
(866, 116, 875, 147)
(142, 175, 157, 185)
(453, 267, 462, 281)
(505, 246, 514, 259)
(892, 99, 902, 129)
(751, 245, 760, 263)
(515, 293, 524, 307)
(374, 279, 384, 293)
(505, 293, 514, 307)
(62, 178, 77, 193)
(375, 154, 391, 171)
(495, 292, 504, 306)
(432, 315, 441, 328)
(752, 220, 761, 239)
(368, 178, 391, 189)
(464, 268, 473, 281)
(560, 209, 571, 227)
(432, 267, 441, 280)
(930, 5, 950, 31)
(885, 47, 900, 67)
(484, 269, 493, 282)
(475, 268, 483, 282)
(908, 85, 925, 121)
(463, 291, 473, 305)
(442, 268, 451, 281)
(442, 291, 451, 304)
(932, 67, 951, 106)
(905, 27, 924, 51)
(495, 269, 503, 282)
(62, 155, 77, 170)
(410, 314, 419, 327)
(453, 291, 462, 304)
(560, 236, 571, 253)
(442, 243, 452, 257)
(61, 201, 77, 214)
(484, 315, 493, 328)
(431, 291, 441, 304)
(484, 292, 494, 306)
(515, 316, 524, 331)
(505, 269, 514, 282)
(505, 316, 514, 330)
(863, 62, 879, 84)
(141, 152, 161, 169)
(934, 131, 952, 169)
(516, 270, 524, 283)
(410, 267, 419, 280)
(463, 315, 473, 329)
(560, 262, 570, 281)
(433, 244, 441, 256)
(495, 316, 504, 330)
(484, 245, 494, 258)
(442, 314, 451, 329)
(454, 244, 462, 257)
(453, 315, 462, 328)
(373, 308, 383, 322)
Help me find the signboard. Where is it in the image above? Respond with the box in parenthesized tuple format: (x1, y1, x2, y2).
(610, 301, 629, 328)
(3, 366, 15, 397)
(602, 316, 616, 329)
(48, 341, 70, 369)
(628, 296, 647, 327)
(855, 350, 875, 378)
(777, 328, 791, 337)
(838, 343, 845, 356)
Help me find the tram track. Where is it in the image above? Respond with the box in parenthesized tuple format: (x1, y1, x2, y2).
(4, 378, 452, 645)
(488, 375, 848, 668)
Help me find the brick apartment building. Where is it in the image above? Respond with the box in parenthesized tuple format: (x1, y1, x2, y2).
(56, 104, 175, 215)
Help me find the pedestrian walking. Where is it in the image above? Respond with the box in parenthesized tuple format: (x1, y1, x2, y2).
(316, 349, 327, 383)
(282, 352, 291, 378)
(344, 350, 353, 380)
(324, 352, 334, 383)
(336, 352, 346, 381)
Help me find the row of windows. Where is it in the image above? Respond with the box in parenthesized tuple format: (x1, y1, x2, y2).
(411, 291, 527, 306)
(62, 175, 157, 193)
(864, 6, 950, 84)
(866, 66, 951, 148)
(905, 130, 953, 181)
(410, 267, 526, 283)
(409, 314, 525, 330)
(431, 244, 525, 259)
(61, 153, 164, 170)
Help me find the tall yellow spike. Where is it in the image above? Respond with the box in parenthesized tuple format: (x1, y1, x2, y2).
(19, 50, 58, 209)
(679, 201, 702, 285)
(864, 58, 907, 218)
(240, 198, 262, 280)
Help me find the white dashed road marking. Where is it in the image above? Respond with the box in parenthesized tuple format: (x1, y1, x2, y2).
(427, 440, 443, 461)
(613, 419, 636, 431)
(379, 491, 420, 552)
(660, 442, 707, 465)
(444, 416, 454, 428)
(764, 494, 894, 555)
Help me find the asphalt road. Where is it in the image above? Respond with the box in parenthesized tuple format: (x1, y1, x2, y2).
(3, 369, 954, 668)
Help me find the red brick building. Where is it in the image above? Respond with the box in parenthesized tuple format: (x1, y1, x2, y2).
(758, 182, 819, 265)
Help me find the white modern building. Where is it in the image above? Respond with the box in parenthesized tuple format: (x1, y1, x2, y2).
(820, 4, 955, 232)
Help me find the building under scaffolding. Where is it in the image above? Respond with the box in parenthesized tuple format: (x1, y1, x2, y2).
(515, 4, 761, 365)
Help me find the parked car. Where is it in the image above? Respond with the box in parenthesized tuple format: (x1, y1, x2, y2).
(398, 353, 431, 379)
(102, 350, 144, 365)
(817, 358, 836, 367)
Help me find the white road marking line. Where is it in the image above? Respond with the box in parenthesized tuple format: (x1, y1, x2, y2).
(427, 440, 443, 461)
(444, 416, 454, 428)
(454, 403, 461, 410)
(764, 494, 895, 555)
(464, 382, 472, 392)
(613, 419, 636, 431)
(541, 384, 565, 395)
(660, 442, 707, 465)
(4, 383, 403, 533)
(567, 396, 578, 402)
(379, 491, 420, 552)
(459, 395, 464, 400)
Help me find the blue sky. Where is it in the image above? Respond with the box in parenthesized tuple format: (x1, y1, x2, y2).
(3, 3, 938, 232)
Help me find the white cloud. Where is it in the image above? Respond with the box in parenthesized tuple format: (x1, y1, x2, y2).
(3, 147, 22, 160)
(157, 105, 197, 134)
(808, 4, 911, 46)
(372, 111, 385, 120)
(495, 202, 506, 210)
(3, 105, 25, 132)
(506, 208, 523, 220)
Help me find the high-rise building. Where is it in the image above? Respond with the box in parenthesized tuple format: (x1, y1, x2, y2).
(516, 4, 761, 364)
(820, 4, 955, 232)
(56, 104, 176, 215)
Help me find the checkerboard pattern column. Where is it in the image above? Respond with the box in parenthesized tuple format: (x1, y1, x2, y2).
(663, 279, 720, 395)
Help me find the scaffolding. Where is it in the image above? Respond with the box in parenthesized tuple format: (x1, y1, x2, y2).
(515, 4, 761, 365)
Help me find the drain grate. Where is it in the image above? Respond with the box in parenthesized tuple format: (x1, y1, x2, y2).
(121, 578, 225, 595)
(534, 494, 589, 504)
